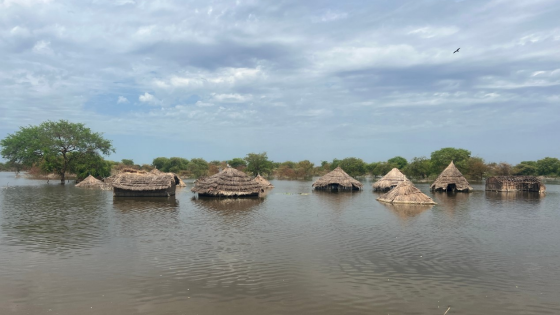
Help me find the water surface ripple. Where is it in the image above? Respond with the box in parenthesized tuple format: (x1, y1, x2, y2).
(1, 173, 559, 314)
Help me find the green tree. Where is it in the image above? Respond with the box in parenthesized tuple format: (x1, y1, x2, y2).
(338, 157, 366, 177)
(152, 157, 170, 171)
(466, 157, 489, 180)
(187, 158, 209, 178)
(536, 157, 560, 176)
(330, 158, 341, 170)
(70, 152, 113, 180)
(430, 147, 471, 174)
(373, 162, 393, 176)
(387, 156, 408, 169)
(121, 159, 134, 166)
(245, 152, 273, 176)
(404, 157, 432, 179)
(0, 120, 114, 184)
(295, 160, 314, 179)
(227, 158, 247, 169)
(166, 157, 190, 173)
(513, 161, 538, 176)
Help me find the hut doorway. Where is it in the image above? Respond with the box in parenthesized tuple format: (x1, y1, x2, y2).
(446, 184, 457, 192)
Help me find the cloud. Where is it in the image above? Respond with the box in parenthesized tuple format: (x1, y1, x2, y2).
(117, 96, 129, 104)
(138, 92, 159, 104)
(1, 0, 559, 164)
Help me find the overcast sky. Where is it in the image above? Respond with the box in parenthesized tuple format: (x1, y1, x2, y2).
(1, 0, 559, 165)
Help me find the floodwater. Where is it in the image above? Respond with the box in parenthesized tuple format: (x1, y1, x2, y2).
(0, 172, 559, 315)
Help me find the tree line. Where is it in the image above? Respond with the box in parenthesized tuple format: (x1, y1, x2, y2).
(1, 121, 559, 183)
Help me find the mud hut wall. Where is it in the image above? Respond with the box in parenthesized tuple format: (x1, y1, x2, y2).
(485, 177, 543, 192)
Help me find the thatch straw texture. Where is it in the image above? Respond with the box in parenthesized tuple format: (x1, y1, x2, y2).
(312, 167, 363, 191)
(377, 181, 436, 205)
(372, 168, 410, 191)
(254, 174, 274, 188)
(430, 161, 473, 192)
(112, 171, 179, 197)
(486, 176, 545, 193)
(76, 175, 109, 189)
(151, 169, 186, 187)
(191, 167, 263, 197)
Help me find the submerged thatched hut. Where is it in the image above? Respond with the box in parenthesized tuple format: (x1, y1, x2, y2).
(191, 166, 263, 197)
(486, 176, 546, 193)
(430, 161, 473, 192)
(377, 181, 436, 205)
(76, 175, 109, 189)
(112, 169, 180, 197)
(312, 167, 363, 191)
(254, 174, 274, 188)
(372, 168, 410, 191)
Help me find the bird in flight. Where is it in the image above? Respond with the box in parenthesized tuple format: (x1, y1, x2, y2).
(453, 48, 460, 54)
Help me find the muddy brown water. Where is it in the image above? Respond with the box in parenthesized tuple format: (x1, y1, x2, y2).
(1, 172, 559, 315)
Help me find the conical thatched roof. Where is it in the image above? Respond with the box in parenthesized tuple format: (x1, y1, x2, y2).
(377, 181, 436, 205)
(151, 168, 186, 187)
(430, 161, 473, 192)
(191, 166, 263, 197)
(312, 167, 363, 190)
(254, 174, 274, 188)
(372, 168, 410, 191)
(76, 175, 107, 188)
(112, 171, 179, 191)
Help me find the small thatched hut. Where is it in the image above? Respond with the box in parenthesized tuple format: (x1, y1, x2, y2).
(377, 181, 436, 205)
(76, 175, 109, 189)
(486, 176, 546, 193)
(372, 168, 410, 191)
(151, 168, 186, 187)
(191, 166, 263, 197)
(112, 169, 180, 197)
(254, 174, 274, 188)
(430, 161, 473, 192)
(312, 167, 363, 191)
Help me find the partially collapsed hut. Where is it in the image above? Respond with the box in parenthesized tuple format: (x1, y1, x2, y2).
(254, 174, 274, 188)
(112, 168, 180, 197)
(151, 168, 187, 187)
(377, 181, 436, 205)
(373, 168, 410, 191)
(191, 166, 263, 197)
(76, 175, 109, 189)
(486, 176, 546, 193)
(312, 167, 363, 191)
(430, 161, 473, 192)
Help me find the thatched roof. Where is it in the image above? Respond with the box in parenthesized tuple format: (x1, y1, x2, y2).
(254, 174, 274, 188)
(372, 168, 410, 191)
(377, 181, 436, 205)
(151, 169, 186, 187)
(312, 167, 363, 190)
(191, 166, 263, 197)
(112, 171, 179, 191)
(430, 161, 473, 192)
(76, 175, 107, 188)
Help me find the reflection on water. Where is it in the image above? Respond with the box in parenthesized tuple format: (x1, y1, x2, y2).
(431, 191, 471, 214)
(192, 196, 264, 213)
(0, 184, 111, 253)
(485, 191, 545, 202)
(381, 202, 433, 220)
(112, 196, 179, 212)
(1, 173, 560, 315)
